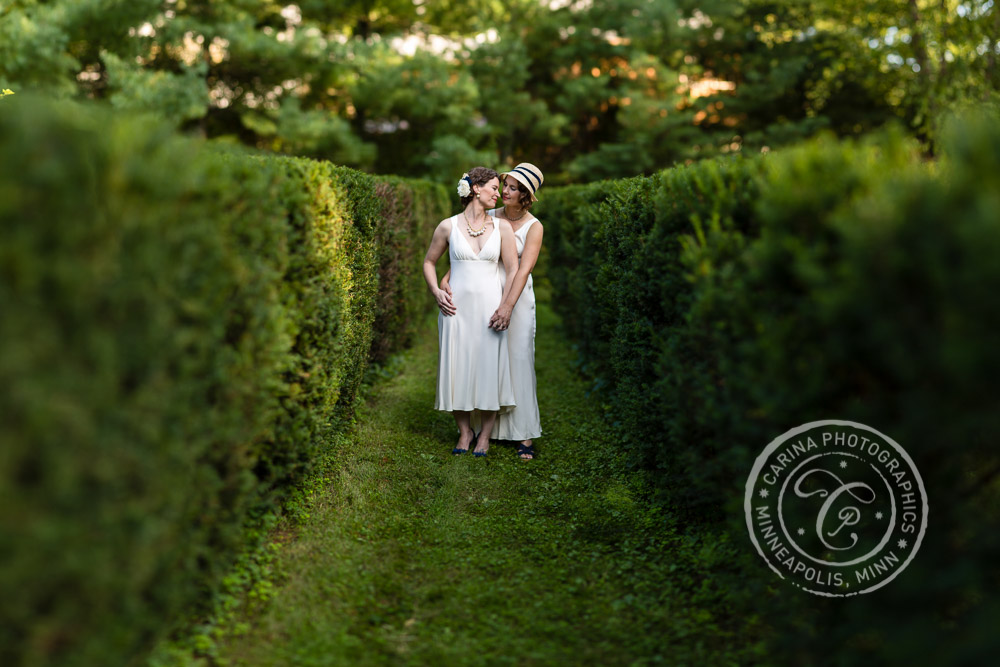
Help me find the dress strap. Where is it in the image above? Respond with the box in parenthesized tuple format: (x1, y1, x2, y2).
(488, 218, 502, 249)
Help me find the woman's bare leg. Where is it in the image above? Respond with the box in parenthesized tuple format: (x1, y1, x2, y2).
(473, 411, 497, 455)
(453, 411, 474, 453)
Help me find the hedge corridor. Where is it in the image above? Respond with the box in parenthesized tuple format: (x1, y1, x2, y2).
(0, 96, 447, 666)
(3, 91, 999, 666)
(534, 114, 1000, 663)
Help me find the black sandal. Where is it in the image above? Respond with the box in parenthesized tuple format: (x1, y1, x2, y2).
(516, 443, 536, 460)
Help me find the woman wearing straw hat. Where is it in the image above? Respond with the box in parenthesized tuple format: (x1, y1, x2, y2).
(442, 162, 545, 460)
(423, 167, 519, 457)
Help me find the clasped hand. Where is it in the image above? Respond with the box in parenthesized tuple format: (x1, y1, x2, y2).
(489, 304, 512, 331)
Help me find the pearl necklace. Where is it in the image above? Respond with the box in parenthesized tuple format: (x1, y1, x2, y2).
(464, 209, 488, 237)
(504, 207, 527, 222)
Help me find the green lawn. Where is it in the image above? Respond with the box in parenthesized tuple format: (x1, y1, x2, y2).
(207, 303, 768, 665)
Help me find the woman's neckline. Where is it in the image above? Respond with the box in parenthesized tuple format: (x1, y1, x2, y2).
(492, 207, 535, 232)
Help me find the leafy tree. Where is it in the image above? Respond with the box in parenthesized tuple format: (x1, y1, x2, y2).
(348, 43, 491, 177)
(2, 0, 997, 180)
(677, 0, 1000, 153)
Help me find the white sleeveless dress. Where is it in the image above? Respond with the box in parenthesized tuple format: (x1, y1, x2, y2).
(434, 214, 516, 414)
(480, 210, 542, 440)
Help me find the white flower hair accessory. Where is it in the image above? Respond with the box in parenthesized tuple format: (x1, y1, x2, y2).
(456, 173, 472, 198)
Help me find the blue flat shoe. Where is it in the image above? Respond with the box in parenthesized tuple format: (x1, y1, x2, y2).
(472, 432, 488, 457)
(453, 432, 479, 456)
(453, 431, 476, 456)
(516, 443, 536, 460)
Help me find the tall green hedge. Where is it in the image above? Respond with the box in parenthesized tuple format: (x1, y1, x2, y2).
(0, 96, 446, 667)
(535, 117, 1000, 663)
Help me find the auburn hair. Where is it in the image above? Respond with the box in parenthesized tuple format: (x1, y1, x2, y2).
(460, 166, 500, 207)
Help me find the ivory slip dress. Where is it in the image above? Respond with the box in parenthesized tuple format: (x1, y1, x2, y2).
(477, 210, 542, 440)
(434, 214, 515, 414)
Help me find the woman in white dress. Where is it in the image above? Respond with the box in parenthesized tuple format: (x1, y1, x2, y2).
(442, 163, 545, 460)
(422, 167, 519, 457)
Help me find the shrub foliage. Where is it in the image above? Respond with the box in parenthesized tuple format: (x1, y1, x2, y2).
(536, 117, 1000, 663)
(0, 96, 446, 666)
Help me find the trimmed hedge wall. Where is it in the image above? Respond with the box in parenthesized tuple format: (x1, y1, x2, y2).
(0, 96, 446, 667)
(535, 117, 1000, 663)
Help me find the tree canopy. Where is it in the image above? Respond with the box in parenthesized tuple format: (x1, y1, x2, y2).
(2, 1, 997, 183)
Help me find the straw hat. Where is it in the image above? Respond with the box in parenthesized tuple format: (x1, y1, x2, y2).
(502, 162, 544, 201)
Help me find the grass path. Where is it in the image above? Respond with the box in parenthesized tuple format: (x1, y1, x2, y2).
(213, 304, 767, 665)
